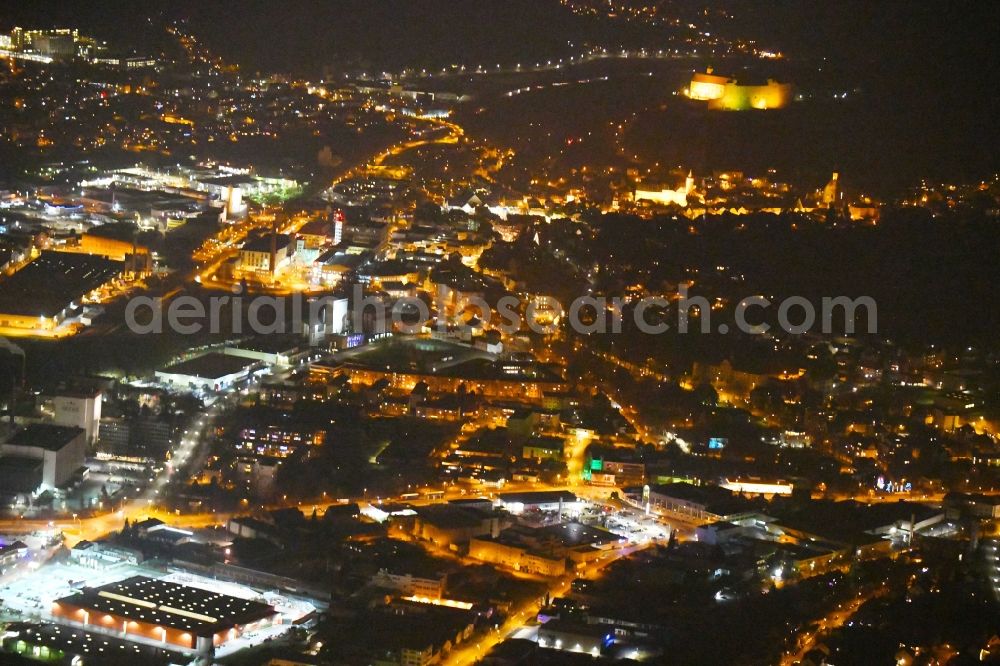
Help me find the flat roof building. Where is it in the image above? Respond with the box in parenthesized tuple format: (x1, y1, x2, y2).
(409, 503, 505, 548)
(155, 353, 258, 392)
(638, 482, 759, 525)
(469, 521, 626, 575)
(1, 623, 171, 666)
(497, 490, 579, 514)
(0, 251, 124, 331)
(223, 335, 304, 366)
(52, 576, 279, 654)
(538, 619, 615, 656)
(1, 423, 86, 491)
(70, 540, 144, 569)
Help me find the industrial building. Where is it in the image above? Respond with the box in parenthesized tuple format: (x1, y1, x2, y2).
(1, 623, 171, 666)
(537, 620, 615, 656)
(223, 335, 305, 366)
(39, 388, 103, 445)
(0, 423, 87, 492)
(0, 251, 124, 332)
(407, 502, 505, 548)
(239, 233, 294, 273)
(155, 353, 259, 392)
(496, 490, 580, 515)
(51, 576, 279, 654)
(468, 522, 626, 576)
(636, 482, 758, 525)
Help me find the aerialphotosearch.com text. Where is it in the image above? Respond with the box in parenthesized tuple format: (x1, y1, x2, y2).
(124, 285, 877, 337)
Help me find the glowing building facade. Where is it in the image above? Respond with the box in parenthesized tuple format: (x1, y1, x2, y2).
(688, 68, 730, 101)
(687, 68, 793, 111)
(51, 576, 279, 655)
(635, 172, 696, 207)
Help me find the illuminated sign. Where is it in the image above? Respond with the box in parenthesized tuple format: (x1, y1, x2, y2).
(720, 480, 793, 495)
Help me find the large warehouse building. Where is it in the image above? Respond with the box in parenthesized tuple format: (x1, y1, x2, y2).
(51, 576, 279, 654)
(155, 352, 259, 392)
(0, 423, 86, 492)
(0, 250, 124, 332)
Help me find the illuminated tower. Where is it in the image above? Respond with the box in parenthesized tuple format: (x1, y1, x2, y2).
(333, 209, 345, 245)
(822, 172, 840, 206)
(225, 185, 244, 218)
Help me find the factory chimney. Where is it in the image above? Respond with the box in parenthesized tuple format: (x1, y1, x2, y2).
(269, 218, 278, 276)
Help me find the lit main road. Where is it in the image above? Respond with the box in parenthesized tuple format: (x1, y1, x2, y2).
(385, 46, 778, 84)
(442, 540, 652, 666)
(144, 391, 240, 501)
(0, 392, 239, 547)
(326, 113, 465, 192)
(780, 585, 888, 666)
(0, 478, 559, 548)
(193, 211, 322, 295)
(370, 117, 464, 168)
(0, 484, 947, 552)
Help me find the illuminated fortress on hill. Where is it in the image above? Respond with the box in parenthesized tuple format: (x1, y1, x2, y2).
(686, 67, 793, 110)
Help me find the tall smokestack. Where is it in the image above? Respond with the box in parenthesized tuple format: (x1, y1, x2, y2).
(270, 218, 278, 276)
(0, 337, 25, 433)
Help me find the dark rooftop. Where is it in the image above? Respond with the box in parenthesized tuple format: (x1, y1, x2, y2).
(416, 503, 492, 529)
(242, 233, 293, 253)
(1, 623, 170, 666)
(0, 250, 124, 318)
(228, 334, 302, 355)
(537, 521, 622, 547)
(498, 490, 577, 506)
(297, 219, 332, 236)
(55, 575, 277, 636)
(6, 423, 85, 451)
(199, 175, 256, 187)
(158, 352, 257, 380)
(768, 498, 943, 545)
(647, 482, 758, 517)
(365, 600, 475, 652)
